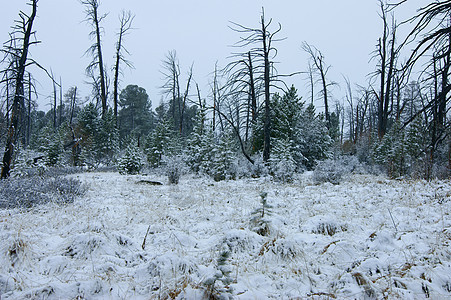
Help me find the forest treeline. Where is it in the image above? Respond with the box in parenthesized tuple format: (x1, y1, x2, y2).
(0, 0, 450, 181)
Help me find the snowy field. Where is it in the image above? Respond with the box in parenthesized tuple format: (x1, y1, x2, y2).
(0, 171, 450, 299)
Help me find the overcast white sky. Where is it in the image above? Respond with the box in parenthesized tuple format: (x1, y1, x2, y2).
(1, 0, 423, 111)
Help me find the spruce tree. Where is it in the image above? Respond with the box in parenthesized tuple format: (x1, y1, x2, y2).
(296, 103, 332, 170)
(185, 109, 214, 174)
(145, 117, 174, 167)
(211, 129, 237, 181)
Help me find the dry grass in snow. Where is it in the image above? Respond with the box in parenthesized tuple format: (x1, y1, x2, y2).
(0, 171, 450, 299)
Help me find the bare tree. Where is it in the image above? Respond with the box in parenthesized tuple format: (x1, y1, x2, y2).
(227, 8, 283, 162)
(160, 50, 194, 136)
(302, 42, 335, 129)
(1, 0, 39, 178)
(82, 0, 108, 118)
(395, 0, 451, 174)
(222, 49, 260, 134)
(180, 64, 193, 135)
(161, 50, 181, 130)
(113, 10, 134, 124)
(51, 69, 57, 128)
(371, 0, 400, 139)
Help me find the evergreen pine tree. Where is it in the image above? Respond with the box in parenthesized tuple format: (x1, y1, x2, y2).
(117, 140, 144, 175)
(250, 192, 272, 236)
(186, 109, 214, 174)
(373, 121, 405, 178)
(95, 109, 119, 165)
(211, 129, 237, 181)
(145, 117, 174, 167)
(405, 116, 427, 174)
(296, 103, 332, 170)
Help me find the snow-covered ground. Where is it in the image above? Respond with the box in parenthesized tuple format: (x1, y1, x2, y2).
(0, 171, 450, 299)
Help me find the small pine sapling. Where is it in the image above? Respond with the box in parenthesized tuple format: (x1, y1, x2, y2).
(250, 192, 272, 236)
(204, 248, 233, 299)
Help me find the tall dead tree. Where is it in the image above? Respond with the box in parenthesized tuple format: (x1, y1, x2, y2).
(396, 0, 451, 174)
(1, 0, 39, 179)
(179, 64, 193, 135)
(113, 10, 134, 125)
(302, 42, 335, 130)
(227, 8, 282, 162)
(82, 0, 108, 118)
(51, 69, 57, 128)
(161, 50, 181, 130)
(160, 50, 194, 136)
(372, 0, 400, 139)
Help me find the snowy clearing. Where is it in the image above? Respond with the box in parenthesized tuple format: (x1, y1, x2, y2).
(0, 172, 450, 299)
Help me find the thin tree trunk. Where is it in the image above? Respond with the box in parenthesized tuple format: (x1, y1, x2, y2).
(69, 86, 77, 125)
(93, 4, 107, 118)
(27, 73, 32, 146)
(53, 73, 57, 129)
(262, 22, 271, 162)
(248, 51, 257, 123)
(179, 66, 192, 135)
(1, 0, 37, 179)
(113, 34, 122, 124)
(59, 77, 63, 126)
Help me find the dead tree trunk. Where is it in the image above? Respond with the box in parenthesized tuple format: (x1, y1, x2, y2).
(179, 65, 193, 135)
(113, 11, 134, 126)
(82, 0, 108, 118)
(262, 13, 271, 162)
(1, 0, 38, 179)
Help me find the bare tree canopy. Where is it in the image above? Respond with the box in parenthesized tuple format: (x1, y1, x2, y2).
(81, 0, 108, 118)
(1, 0, 39, 179)
(113, 10, 134, 124)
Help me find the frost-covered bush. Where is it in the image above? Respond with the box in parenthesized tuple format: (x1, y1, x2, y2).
(303, 215, 347, 236)
(117, 143, 144, 175)
(313, 156, 360, 185)
(0, 176, 86, 209)
(10, 149, 47, 178)
(11, 149, 85, 178)
(163, 155, 186, 184)
(249, 154, 270, 178)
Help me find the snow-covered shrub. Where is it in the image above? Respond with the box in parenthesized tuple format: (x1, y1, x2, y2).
(303, 215, 347, 236)
(185, 109, 214, 175)
(10, 149, 47, 178)
(258, 238, 300, 261)
(222, 229, 264, 254)
(0, 176, 86, 209)
(164, 155, 186, 184)
(145, 118, 175, 167)
(312, 156, 360, 185)
(249, 154, 270, 178)
(7, 238, 28, 267)
(313, 159, 344, 185)
(64, 234, 104, 259)
(117, 143, 144, 175)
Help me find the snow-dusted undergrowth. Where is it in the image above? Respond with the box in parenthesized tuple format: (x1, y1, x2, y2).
(0, 172, 450, 299)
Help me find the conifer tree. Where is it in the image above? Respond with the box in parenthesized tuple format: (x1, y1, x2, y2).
(211, 129, 237, 181)
(145, 117, 174, 167)
(185, 109, 214, 174)
(296, 103, 332, 170)
(117, 140, 143, 175)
